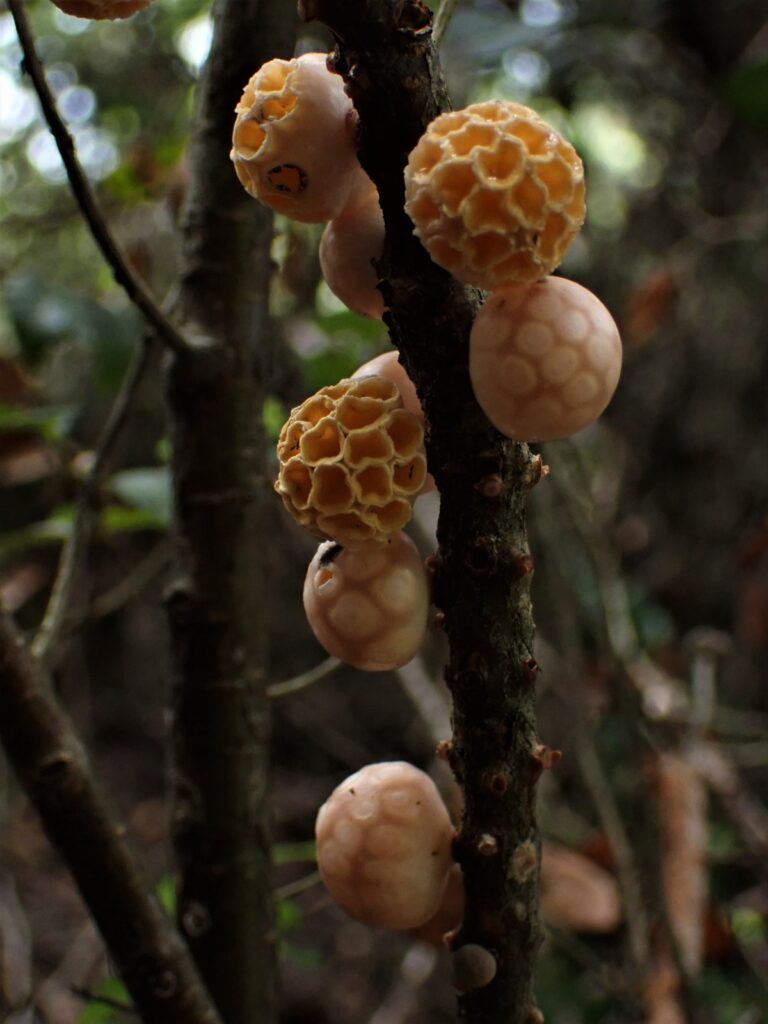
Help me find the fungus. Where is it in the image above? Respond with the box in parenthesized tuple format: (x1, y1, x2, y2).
(231, 53, 368, 223)
(275, 376, 427, 547)
(320, 182, 385, 319)
(352, 351, 423, 421)
(50, 0, 152, 17)
(469, 276, 622, 441)
(303, 531, 429, 671)
(315, 762, 454, 929)
(404, 101, 585, 288)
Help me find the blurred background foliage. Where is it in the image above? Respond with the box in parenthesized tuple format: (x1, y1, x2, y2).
(0, 0, 767, 1022)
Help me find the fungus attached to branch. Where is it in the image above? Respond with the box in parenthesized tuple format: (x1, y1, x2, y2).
(275, 376, 427, 547)
(404, 101, 585, 289)
(315, 762, 454, 929)
(231, 53, 369, 223)
(303, 530, 430, 671)
(469, 277, 622, 441)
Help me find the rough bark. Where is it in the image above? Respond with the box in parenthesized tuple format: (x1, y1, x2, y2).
(166, 1, 296, 1021)
(0, 611, 221, 1024)
(302, 3, 541, 1021)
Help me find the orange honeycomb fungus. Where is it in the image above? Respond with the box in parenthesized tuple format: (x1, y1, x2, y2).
(320, 182, 385, 319)
(275, 376, 426, 546)
(352, 353, 436, 495)
(303, 531, 429, 671)
(231, 53, 369, 223)
(469, 277, 622, 442)
(315, 762, 454, 929)
(50, 0, 151, 17)
(404, 101, 585, 288)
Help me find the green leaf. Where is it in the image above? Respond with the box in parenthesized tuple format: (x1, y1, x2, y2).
(722, 59, 768, 131)
(263, 396, 287, 442)
(109, 467, 171, 527)
(155, 872, 176, 916)
(99, 505, 167, 534)
(76, 976, 132, 1024)
(0, 402, 78, 440)
(272, 840, 316, 866)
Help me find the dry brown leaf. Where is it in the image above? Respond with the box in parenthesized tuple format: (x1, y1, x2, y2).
(656, 751, 708, 977)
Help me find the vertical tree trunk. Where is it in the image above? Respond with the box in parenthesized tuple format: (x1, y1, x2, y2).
(166, 2, 296, 1021)
(303, 3, 542, 1021)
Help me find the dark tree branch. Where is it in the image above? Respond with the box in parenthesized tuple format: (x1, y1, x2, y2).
(166, 0, 297, 1021)
(302, 2, 541, 1021)
(7, 0, 189, 355)
(0, 609, 222, 1024)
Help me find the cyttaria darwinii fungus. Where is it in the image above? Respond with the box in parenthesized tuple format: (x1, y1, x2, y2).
(352, 352, 423, 422)
(50, 0, 151, 17)
(469, 277, 622, 441)
(231, 53, 367, 223)
(315, 762, 454, 929)
(275, 376, 427, 547)
(320, 183, 385, 319)
(303, 531, 429, 671)
(404, 101, 585, 289)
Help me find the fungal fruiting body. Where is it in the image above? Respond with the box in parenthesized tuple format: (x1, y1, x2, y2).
(404, 101, 585, 289)
(469, 277, 622, 441)
(231, 53, 367, 223)
(315, 762, 454, 929)
(320, 183, 385, 319)
(275, 376, 427, 547)
(352, 351, 423, 422)
(353, 354, 437, 494)
(303, 531, 429, 671)
(50, 0, 151, 16)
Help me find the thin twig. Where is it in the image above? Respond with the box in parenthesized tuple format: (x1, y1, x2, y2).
(267, 656, 341, 698)
(432, 0, 459, 46)
(275, 871, 322, 902)
(86, 539, 171, 623)
(31, 336, 156, 668)
(7, 0, 189, 356)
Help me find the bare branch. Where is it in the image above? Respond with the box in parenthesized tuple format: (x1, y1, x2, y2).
(268, 656, 341, 699)
(299, 4, 541, 1022)
(0, 609, 222, 1024)
(6, 0, 189, 356)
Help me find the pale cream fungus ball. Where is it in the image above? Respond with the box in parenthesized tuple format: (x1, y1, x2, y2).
(352, 351, 423, 421)
(404, 101, 585, 288)
(231, 53, 368, 223)
(469, 277, 622, 441)
(50, 0, 152, 17)
(315, 762, 454, 929)
(275, 376, 427, 547)
(320, 183, 385, 319)
(303, 531, 429, 671)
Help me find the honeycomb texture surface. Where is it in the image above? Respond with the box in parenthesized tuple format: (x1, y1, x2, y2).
(303, 532, 429, 671)
(315, 762, 454, 929)
(275, 376, 427, 547)
(404, 101, 585, 289)
(469, 277, 622, 441)
(51, 0, 151, 17)
(320, 183, 385, 319)
(231, 53, 367, 223)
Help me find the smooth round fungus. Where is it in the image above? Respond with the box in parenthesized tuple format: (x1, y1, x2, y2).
(320, 182, 385, 319)
(404, 101, 585, 289)
(275, 376, 427, 547)
(315, 762, 454, 929)
(352, 351, 423, 422)
(303, 531, 429, 671)
(469, 276, 622, 441)
(50, 0, 152, 17)
(231, 53, 368, 223)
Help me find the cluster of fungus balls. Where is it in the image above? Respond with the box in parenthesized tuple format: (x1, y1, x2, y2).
(230, 51, 623, 933)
